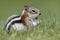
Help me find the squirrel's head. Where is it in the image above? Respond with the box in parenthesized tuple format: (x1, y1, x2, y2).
(21, 5, 41, 20)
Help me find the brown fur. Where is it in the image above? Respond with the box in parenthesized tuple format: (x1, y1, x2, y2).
(21, 12, 29, 26)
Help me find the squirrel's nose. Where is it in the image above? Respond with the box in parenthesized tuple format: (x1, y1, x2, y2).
(39, 13, 41, 15)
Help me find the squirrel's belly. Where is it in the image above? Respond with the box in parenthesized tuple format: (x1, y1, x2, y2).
(12, 23, 25, 30)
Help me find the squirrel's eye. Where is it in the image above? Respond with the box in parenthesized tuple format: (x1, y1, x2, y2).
(32, 10, 35, 12)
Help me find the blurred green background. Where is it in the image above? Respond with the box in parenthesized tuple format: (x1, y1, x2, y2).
(0, 0, 60, 40)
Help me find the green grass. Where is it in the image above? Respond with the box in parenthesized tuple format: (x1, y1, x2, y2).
(0, 0, 60, 40)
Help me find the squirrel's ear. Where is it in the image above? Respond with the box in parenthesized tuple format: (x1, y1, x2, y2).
(24, 5, 30, 12)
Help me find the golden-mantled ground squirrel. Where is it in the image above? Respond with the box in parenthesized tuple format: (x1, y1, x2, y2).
(4, 5, 41, 31)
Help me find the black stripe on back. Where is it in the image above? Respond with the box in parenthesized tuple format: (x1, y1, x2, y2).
(5, 15, 20, 29)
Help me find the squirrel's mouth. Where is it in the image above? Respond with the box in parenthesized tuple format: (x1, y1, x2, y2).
(35, 17, 38, 19)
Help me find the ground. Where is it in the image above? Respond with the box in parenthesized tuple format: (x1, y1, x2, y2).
(0, 0, 60, 40)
